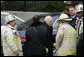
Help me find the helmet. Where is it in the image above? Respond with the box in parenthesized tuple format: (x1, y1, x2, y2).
(57, 13, 72, 21)
(64, 1, 67, 4)
(76, 3, 83, 13)
(5, 14, 16, 24)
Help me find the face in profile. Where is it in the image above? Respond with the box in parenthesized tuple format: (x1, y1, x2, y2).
(10, 20, 16, 27)
(46, 18, 53, 27)
(77, 11, 83, 19)
(69, 8, 76, 16)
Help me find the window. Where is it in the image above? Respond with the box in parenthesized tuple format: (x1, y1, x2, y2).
(1, 14, 6, 25)
(15, 18, 24, 26)
(52, 15, 59, 31)
(1, 14, 24, 27)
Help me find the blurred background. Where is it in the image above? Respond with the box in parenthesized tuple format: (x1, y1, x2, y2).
(1, 1, 83, 12)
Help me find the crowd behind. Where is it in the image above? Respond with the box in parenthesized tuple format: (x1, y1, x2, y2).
(1, 3, 83, 56)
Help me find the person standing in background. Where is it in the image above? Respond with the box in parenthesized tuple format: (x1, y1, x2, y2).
(43, 16, 53, 56)
(68, 6, 77, 29)
(24, 15, 48, 56)
(75, 3, 83, 56)
(75, 3, 83, 40)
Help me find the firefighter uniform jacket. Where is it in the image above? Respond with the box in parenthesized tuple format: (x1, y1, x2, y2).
(75, 17, 83, 40)
(1, 25, 23, 56)
(55, 23, 77, 56)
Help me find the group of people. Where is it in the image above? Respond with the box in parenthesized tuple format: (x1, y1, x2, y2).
(23, 15, 53, 56)
(54, 3, 83, 56)
(1, 3, 83, 56)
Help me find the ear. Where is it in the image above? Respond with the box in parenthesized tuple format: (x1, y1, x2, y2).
(82, 12, 83, 15)
(62, 21, 64, 23)
(62, 22, 64, 23)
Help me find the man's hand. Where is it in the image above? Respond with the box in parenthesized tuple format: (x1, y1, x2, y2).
(53, 43, 56, 48)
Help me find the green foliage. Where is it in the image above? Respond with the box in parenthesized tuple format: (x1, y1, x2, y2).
(1, 1, 81, 12)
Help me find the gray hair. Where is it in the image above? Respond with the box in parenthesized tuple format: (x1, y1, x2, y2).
(44, 16, 52, 21)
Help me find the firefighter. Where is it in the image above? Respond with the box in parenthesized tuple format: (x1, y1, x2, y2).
(55, 13, 77, 56)
(75, 3, 83, 56)
(1, 14, 23, 56)
(75, 3, 83, 40)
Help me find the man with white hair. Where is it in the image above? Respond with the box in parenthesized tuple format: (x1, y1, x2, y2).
(43, 16, 53, 56)
(44, 16, 53, 27)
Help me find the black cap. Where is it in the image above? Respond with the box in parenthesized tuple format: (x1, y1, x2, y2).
(33, 15, 40, 22)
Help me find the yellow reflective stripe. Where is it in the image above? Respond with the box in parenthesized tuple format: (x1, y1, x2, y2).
(11, 46, 18, 51)
(8, 36, 14, 41)
(63, 38, 76, 40)
(4, 55, 16, 56)
(64, 36, 75, 37)
(56, 44, 60, 49)
(14, 37, 21, 43)
(14, 39, 19, 43)
(63, 36, 76, 40)
(19, 52, 23, 56)
(79, 29, 83, 34)
(3, 40, 7, 44)
(17, 37, 21, 42)
(57, 51, 76, 56)
(8, 36, 20, 43)
(67, 29, 76, 33)
(56, 35, 59, 40)
(70, 48, 76, 52)
(7, 36, 21, 43)
(4, 55, 9, 56)
(46, 48, 48, 53)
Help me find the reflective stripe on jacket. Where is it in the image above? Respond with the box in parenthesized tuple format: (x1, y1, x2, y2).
(55, 23, 77, 56)
(1, 25, 23, 56)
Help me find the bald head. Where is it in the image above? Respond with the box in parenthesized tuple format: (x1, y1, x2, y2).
(44, 16, 53, 26)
